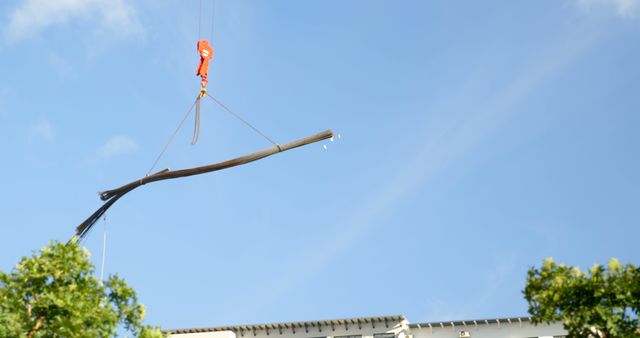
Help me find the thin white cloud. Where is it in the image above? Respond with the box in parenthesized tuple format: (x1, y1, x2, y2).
(5, 0, 143, 42)
(28, 119, 55, 143)
(97, 135, 139, 159)
(47, 52, 75, 79)
(419, 258, 515, 321)
(239, 30, 600, 318)
(576, 0, 640, 17)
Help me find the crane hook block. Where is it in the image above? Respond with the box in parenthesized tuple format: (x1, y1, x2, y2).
(196, 39, 214, 95)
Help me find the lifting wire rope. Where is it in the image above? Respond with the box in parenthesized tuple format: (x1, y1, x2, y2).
(206, 93, 278, 146)
(210, 0, 216, 40)
(198, 0, 202, 40)
(147, 0, 261, 175)
(146, 93, 278, 176)
(72, 0, 334, 241)
(194, 0, 215, 142)
(199, 0, 216, 40)
(147, 99, 197, 176)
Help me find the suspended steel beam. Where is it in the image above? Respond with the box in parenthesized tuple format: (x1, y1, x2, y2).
(76, 129, 333, 239)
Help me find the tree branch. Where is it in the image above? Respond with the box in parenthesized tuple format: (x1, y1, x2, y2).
(28, 316, 44, 338)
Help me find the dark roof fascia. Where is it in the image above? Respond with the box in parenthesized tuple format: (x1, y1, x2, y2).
(408, 316, 532, 329)
(167, 315, 406, 335)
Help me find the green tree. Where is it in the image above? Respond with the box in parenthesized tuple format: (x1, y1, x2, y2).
(524, 257, 640, 338)
(0, 238, 163, 337)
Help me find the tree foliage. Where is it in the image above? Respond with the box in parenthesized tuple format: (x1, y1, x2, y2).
(524, 258, 640, 338)
(0, 238, 163, 337)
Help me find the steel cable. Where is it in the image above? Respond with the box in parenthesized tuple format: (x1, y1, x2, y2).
(146, 98, 198, 176)
(206, 92, 278, 146)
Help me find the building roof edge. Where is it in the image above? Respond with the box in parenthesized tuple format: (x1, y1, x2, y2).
(167, 315, 407, 335)
(408, 316, 532, 329)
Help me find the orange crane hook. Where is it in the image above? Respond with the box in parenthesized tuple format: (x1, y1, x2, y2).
(196, 39, 214, 97)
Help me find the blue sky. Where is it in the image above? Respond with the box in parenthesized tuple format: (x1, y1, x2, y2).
(1, 0, 639, 331)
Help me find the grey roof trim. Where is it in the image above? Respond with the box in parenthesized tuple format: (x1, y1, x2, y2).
(408, 316, 532, 329)
(167, 315, 406, 335)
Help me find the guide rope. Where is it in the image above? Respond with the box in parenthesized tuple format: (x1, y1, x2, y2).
(99, 215, 107, 284)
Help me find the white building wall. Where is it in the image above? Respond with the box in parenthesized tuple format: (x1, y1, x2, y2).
(411, 321, 566, 338)
(176, 332, 237, 338)
(170, 318, 407, 338)
(170, 317, 567, 338)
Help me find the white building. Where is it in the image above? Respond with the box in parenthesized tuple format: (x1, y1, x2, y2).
(167, 315, 567, 338)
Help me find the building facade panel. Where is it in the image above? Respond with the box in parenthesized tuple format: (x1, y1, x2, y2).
(168, 315, 567, 338)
